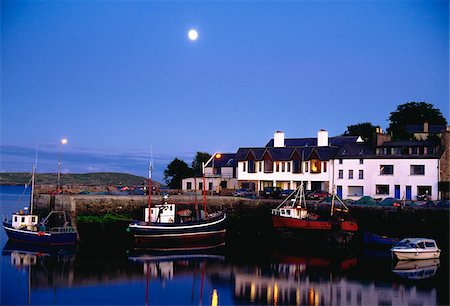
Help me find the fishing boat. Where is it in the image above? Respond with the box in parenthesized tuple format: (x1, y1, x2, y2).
(271, 184, 358, 244)
(128, 163, 227, 251)
(390, 238, 441, 260)
(363, 231, 400, 248)
(2, 165, 78, 246)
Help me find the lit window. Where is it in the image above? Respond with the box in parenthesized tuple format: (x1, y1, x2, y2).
(310, 159, 321, 173)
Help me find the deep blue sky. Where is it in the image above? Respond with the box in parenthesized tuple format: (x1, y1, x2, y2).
(1, 0, 449, 182)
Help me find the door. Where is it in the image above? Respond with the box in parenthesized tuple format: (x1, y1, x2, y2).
(337, 186, 343, 199)
(395, 185, 400, 199)
(406, 186, 412, 200)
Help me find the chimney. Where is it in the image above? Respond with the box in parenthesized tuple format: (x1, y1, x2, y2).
(423, 122, 429, 133)
(274, 131, 285, 147)
(317, 129, 328, 147)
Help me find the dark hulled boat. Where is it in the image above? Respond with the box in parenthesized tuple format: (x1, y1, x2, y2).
(2, 165, 77, 246)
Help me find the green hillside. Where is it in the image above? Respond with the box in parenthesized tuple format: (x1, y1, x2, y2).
(0, 172, 149, 186)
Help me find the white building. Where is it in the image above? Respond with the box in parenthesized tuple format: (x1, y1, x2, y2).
(181, 153, 238, 193)
(236, 130, 444, 200)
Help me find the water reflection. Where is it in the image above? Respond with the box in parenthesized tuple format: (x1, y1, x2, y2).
(392, 259, 440, 280)
(1, 242, 444, 306)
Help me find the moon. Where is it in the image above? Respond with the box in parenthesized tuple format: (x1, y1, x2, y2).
(188, 29, 198, 41)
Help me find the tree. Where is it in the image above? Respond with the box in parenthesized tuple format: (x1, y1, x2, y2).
(387, 102, 447, 140)
(191, 152, 212, 176)
(343, 122, 378, 144)
(163, 158, 193, 189)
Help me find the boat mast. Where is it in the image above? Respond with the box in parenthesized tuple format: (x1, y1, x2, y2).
(30, 164, 36, 215)
(148, 160, 152, 218)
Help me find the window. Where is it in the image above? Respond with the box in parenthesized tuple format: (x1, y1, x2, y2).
(310, 159, 321, 173)
(21, 217, 25, 223)
(376, 185, 390, 195)
(359, 170, 364, 179)
(410, 165, 425, 175)
(287, 162, 291, 172)
(417, 186, 432, 196)
(258, 161, 263, 172)
(359, 159, 363, 164)
(293, 159, 301, 173)
(248, 160, 255, 173)
(199, 182, 203, 190)
(32, 217, 36, 223)
(348, 170, 353, 179)
(14, 216, 17, 222)
(339, 159, 343, 164)
(305, 162, 309, 172)
(264, 160, 273, 173)
(348, 186, 363, 196)
(208, 182, 213, 191)
(323, 162, 327, 172)
(281, 162, 285, 172)
(187, 182, 192, 189)
(276, 162, 280, 172)
(242, 162, 246, 172)
(338, 169, 343, 179)
(380, 165, 394, 175)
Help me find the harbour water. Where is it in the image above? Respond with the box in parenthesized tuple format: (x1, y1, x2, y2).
(1, 185, 449, 305)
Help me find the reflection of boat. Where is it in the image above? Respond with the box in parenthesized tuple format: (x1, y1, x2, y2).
(391, 238, 441, 260)
(2, 165, 77, 245)
(363, 231, 400, 247)
(271, 184, 358, 243)
(2, 240, 77, 258)
(392, 259, 440, 280)
(128, 165, 226, 250)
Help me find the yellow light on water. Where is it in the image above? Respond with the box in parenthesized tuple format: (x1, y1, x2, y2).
(211, 289, 218, 306)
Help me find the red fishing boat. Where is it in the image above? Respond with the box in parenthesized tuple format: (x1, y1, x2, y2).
(271, 184, 358, 244)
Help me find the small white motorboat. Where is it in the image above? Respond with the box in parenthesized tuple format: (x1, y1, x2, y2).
(390, 238, 441, 260)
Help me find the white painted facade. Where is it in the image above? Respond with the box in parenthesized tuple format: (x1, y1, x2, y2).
(333, 158, 439, 200)
(238, 160, 332, 192)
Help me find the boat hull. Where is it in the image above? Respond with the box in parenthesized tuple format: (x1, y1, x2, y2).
(392, 250, 441, 260)
(128, 214, 226, 249)
(363, 231, 399, 247)
(272, 215, 357, 244)
(3, 222, 78, 246)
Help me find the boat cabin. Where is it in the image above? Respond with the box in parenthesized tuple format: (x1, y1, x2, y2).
(11, 212, 39, 230)
(394, 238, 438, 250)
(272, 206, 308, 220)
(145, 204, 176, 223)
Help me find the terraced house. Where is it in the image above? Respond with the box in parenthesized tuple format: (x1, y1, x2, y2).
(236, 128, 449, 201)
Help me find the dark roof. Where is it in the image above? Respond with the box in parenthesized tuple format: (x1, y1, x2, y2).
(265, 136, 359, 147)
(406, 125, 446, 133)
(236, 146, 338, 161)
(205, 153, 237, 167)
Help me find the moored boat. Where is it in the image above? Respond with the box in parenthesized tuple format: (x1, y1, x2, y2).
(363, 230, 400, 248)
(390, 238, 441, 260)
(128, 163, 226, 251)
(271, 184, 358, 244)
(2, 164, 77, 246)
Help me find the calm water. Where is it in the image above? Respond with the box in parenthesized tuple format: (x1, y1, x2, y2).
(1, 185, 449, 305)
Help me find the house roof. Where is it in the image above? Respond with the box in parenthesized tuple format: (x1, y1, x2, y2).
(205, 153, 237, 167)
(265, 136, 359, 147)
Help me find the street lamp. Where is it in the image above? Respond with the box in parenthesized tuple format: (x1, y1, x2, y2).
(57, 138, 68, 192)
(211, 153, 222, 196)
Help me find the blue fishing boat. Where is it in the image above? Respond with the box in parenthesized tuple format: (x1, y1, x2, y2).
(363, 231, 400, 247)
(2, 165, 78, 246)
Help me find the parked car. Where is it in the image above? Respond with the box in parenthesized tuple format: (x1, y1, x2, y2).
(280, 189, 295, 198)
(262, 187, 283, 199)
(233, 188, 254, 198)
(307, 190, 330, 200)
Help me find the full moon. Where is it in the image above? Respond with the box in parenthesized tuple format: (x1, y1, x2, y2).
(188, 29, 198, 41)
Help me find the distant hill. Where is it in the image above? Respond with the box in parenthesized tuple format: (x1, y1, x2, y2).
(0, 172, 153, 186)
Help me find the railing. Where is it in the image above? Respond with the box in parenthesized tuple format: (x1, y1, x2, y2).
(47, 226, 77, 233)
